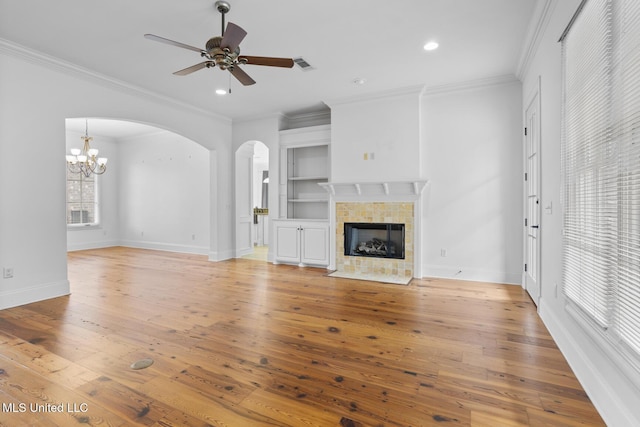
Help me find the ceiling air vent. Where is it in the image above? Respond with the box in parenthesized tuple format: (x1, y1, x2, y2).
(293, 57, 314, 71)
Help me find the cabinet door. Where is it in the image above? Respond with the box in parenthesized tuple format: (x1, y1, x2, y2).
(300, 223, 329, 266)
(274, 223, 301, 264)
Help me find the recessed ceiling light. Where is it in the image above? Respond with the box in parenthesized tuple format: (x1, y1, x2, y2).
(215, 88, 227, 95)
(423, 41, 439, 51)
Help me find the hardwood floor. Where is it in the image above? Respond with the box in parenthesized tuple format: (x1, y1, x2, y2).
(0, 247, 604, 426)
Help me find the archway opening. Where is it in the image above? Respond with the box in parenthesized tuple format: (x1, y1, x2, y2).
(235, 140, 269, 261)
(65, 117, 210, 255)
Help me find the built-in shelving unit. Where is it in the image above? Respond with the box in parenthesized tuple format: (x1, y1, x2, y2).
(279, 125, 330, 220)
(275, 124, 331, 267)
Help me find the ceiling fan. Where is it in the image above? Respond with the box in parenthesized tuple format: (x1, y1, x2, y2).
(144, 1, 294, 86)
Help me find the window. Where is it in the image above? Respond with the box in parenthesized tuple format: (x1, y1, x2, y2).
(66, 168, 99, 226)
(562, 0, 640, 363)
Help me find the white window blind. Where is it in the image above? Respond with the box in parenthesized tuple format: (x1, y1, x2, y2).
(562, 0, 640, 359)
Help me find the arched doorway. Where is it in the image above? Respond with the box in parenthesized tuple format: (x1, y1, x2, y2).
(235, 140, 269, 261)
(65, 117, 210, 254)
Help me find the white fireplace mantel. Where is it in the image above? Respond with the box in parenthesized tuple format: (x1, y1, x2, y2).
(319, 180, 428, 201)
(321, 180, 428, 278)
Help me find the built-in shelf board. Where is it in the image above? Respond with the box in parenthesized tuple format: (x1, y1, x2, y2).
(288, 176, 329, 181)
(319, 180, 428, 200)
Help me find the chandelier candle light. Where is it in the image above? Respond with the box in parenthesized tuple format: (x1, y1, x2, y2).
(66, 119, 108, 177)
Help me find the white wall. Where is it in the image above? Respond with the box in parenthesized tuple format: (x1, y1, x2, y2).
(0, 43, 232, 310)
(118, 131, 210, 254)
(421, 80, 523, 284)
(326, 82, 522, 284)
(0, 54, 69, 309)
(329, 88, 423, 182)
(520, 1, 640, 425)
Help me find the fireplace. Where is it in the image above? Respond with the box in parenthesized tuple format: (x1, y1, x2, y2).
(333, 201, 416, 282)
(321, 181, 427, 282)
(344, 223, 405, 259)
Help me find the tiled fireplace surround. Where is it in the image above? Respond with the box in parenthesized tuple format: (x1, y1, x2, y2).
(336, 201, 415, 280)
(322, 181, 427, 282)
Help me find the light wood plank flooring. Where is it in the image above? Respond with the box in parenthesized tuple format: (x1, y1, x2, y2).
(0, 247, 604, 426)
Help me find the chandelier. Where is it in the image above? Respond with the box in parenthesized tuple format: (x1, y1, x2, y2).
(66, 119, 108, 177)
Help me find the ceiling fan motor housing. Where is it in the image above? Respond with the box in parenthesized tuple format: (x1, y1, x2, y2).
(205, 36, 240, 70)
(205, 36, 222, 52)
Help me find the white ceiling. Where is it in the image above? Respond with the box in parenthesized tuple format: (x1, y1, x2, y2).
(1, 0, 537, 136)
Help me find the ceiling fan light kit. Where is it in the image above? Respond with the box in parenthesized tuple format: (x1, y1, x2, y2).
(144, 1, 294, 87)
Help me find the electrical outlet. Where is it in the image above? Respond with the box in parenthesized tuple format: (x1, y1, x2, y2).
(440, 249, 447, 257)
(3, 267, 14, 279)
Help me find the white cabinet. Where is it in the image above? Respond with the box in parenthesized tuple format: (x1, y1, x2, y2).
(279, 125, 330, 220)
(273, 220, 329, 267)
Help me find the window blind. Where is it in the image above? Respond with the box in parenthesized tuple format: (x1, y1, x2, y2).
(611, 0, 640, 356)
(562, 0, 614, 327)
(562, 0, 640, 359)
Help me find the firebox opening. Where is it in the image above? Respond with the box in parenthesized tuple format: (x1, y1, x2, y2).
(344, 222, 405, 260)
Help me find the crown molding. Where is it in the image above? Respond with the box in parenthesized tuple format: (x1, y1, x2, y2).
(422, 74, 520, 97)
(231, 111, 286, 125)
(516, 0, 556, 81)
(0, 37, 230, 123)
(324, 84, 426, 108)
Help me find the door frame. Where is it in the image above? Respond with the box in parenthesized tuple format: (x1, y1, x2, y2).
(235, 143, 255, 258)
(523, 76, 542, 307)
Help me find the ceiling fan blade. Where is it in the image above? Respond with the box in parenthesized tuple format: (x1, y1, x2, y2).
(229, 66, 256, 86)
(238, 56, 294, 68)
(173, 62, 213, 76)
(144, 34, 204, 53)
(220, 22, 247, 52)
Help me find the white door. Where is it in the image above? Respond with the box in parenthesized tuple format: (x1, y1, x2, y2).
(235, 145, 254, 257)
(524, 82, 541, 306)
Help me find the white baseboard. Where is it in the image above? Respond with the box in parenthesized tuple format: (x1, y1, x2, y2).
(0, 280, 70, 310)
(235, 247, 253, 258)
(119, 240, 209, 256)
(539, 300, 640, 427)
(423, 264, 521, 285)
(67, 240, 231, 260)
(208, 249, 234, 262)
(67, 240, 119, 252)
